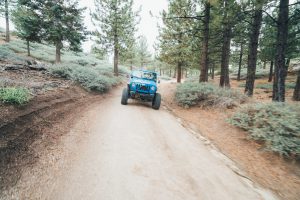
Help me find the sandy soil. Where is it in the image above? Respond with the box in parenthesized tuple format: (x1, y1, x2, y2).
(1, 87, 277, 200)
(160, 80, 300, 200)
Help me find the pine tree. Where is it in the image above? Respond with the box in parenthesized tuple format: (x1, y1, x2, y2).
(245, 0, 265, 96)
(137, 36, 152, 68)
(91, 0, 139, 76)
(259, 15, 277, 82)
(12, 1, 43, 56)
(231, 7, 249, 82)
(0, 0, 16, 42)
(45, 0, 87, 63)
(199, 1, 211, 82)
(158, 0, 195, 83)
(273, 0, 289, 102)
(119, 41, 138, 70)
(219, 0, 239, 88)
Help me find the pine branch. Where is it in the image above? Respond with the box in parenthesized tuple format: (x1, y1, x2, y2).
(262, 10, 278, 25)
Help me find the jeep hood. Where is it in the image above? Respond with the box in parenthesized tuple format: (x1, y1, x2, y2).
(131, 78, 156, 85)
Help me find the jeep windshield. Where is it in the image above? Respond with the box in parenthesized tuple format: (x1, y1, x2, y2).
(131, 71, 157, 82)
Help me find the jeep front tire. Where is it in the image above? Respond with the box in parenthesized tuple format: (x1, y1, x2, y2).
(121, 88, 129, 105)
(152, 93, 161, 110)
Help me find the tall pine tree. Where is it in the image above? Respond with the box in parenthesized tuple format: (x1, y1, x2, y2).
(158, 0, 195, 83)
(12, 0, 43, 56)
(0, 0, 16, 42)
(245, 0, 265, 96)
(43, 0, 87, 63)
(91, 0, 139, 76)
(137, 36, 152, 68)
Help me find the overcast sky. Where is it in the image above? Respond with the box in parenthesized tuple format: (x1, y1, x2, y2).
(79, 0, 168, 53)
(0, 0, 168, 53)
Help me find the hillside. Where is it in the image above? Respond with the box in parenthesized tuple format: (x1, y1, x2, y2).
(0, 31, 128, 194)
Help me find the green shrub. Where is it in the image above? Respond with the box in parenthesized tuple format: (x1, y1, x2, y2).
(175, 82, 247, 108)
(229, 103, 300, 157)
(49, 64, 121, 93)
(231, 67, 269, 80)
(0, 87, 31, 105)
(238, 83, 296, 90)
(0, 44, 28, 63)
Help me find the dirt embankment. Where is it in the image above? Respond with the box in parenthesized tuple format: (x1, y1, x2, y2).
(160, 81, 300, 200)
(0, 85, 105, 194)
(0, 62, 108, 194)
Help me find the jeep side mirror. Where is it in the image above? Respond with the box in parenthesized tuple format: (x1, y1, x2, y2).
(158, 80, 161, 84)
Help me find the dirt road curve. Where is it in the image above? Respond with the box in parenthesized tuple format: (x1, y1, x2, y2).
(3, 88, 278, 200)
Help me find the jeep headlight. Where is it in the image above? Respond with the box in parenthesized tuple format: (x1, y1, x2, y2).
(150, 86, 156, 91)
(131, 83, 136, 87)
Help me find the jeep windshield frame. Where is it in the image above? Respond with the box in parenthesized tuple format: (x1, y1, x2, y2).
(131, 71, 157, 82)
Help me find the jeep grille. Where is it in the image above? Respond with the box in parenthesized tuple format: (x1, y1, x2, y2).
(136, 84, 150, 92)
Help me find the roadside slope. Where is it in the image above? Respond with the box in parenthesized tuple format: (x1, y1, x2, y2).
(160, 81, 300, 200)
(0, 85, 105, 195)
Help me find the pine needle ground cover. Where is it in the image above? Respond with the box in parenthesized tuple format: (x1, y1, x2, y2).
(229, 103, 300, 157)
(175, 82, 247, 108)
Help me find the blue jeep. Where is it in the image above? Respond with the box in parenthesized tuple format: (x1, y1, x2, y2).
(121, 70, 161, 110)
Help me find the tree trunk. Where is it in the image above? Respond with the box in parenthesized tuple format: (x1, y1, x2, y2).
(130, 60, 133, 71)
(237, 43, 243, 81)
(293, 70, 300, 101)
(113, 34, 119, 76)
(169, 68, 172, 77)
(263, 61, 266, 69)
(55, 41, 62, 63)
(272, 0, 289, 102)
(268, 60, 274, 82)
(211, 63, 215, 79)
(220, 32, 231, 87)
(27, 40, 31, 56)
(173, 68, 177, 78)
(177, 62, 182, 83)
(245, 4, 263, 96)
(5, 0, 10, 42)
(199, 2, 210, 82)
(220, 0, 231, 88)
(114, 47, 119, 76)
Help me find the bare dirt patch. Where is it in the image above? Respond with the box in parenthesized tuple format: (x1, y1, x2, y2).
(160, 80, 300, 200)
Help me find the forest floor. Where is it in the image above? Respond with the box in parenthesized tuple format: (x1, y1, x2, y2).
(160, 75, 300, 200)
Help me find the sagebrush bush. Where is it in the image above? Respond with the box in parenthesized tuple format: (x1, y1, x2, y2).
(0, 44, 28, 63)
(49, 64, 121, 93)
(231, 67, 269, 80)
(239, 83, 296, 90)
(0, 87, 31, 105)
(176, 82, 247, 108)
(229, 103, 300, 157)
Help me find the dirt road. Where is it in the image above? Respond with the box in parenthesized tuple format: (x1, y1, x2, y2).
(2, 88, 278, 200)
